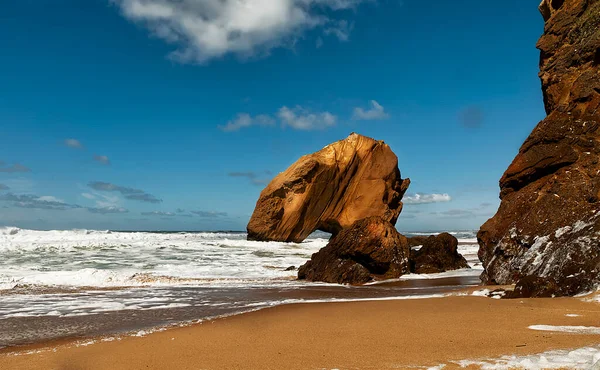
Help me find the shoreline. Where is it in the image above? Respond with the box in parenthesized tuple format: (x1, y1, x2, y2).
(0, 281, 481, 351)
(2, 294, 600, 369)
(0, 272, 482, 348)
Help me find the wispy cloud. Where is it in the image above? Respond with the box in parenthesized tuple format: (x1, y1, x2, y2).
(191, 210, 228, 218)
(0, 163, 31, 173)
(403, 193, 452, 205)
(436, 209, 476, 218)
(93, 155, 110, 165)
(219, 113, 275, 132)
(221, 106, 337, 132)
(87, 206, 129, 214)
(81, 191, 121, 209)
(278, 106, 337, 130)
(88, 182, 162, 204)
(141, 211, 176, 217)
(0, 193, 79, 211)
(352, 100, 389, 120)
(112, 0, 367, 64)
(1, 178, 34, 193)
(0, 184, 8, 191)
(64, 139, 84, 149)
(429, 202, 497, 219)
(324, 20, 354, 42)
(316, 36, 324, 48)
(228, 171, 271, 186)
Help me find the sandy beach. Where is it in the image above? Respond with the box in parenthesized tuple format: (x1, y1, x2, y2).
(2, 294, 600, 369)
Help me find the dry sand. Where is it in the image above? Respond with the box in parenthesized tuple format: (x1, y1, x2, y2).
(2, 295, 600, 369)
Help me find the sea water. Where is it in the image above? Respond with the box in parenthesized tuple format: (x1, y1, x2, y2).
(0, 227, 481, 347)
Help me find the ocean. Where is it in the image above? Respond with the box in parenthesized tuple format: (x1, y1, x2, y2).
(0, 227, 482, 348)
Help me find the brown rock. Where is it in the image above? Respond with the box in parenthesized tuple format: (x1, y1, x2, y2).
(409, 233, 470, 274)
(298, 217, 410, 284)
(478, 0, 600, 297)
(247, 133, 410, 243)
(406, 236, 429, 248)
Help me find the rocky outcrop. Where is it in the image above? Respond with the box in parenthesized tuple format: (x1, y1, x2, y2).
(407, 236, 429, 248)
(409, 233, 470, 274)
(478, 0, 600, 296)
(298, 217, 410, 284)
(247, 133, 410, 243)
(298, 221, 471, 284)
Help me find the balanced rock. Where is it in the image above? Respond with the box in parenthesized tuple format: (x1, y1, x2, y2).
(298, 217, 410, 284)
(478, 0, 600, 296)
(409, 233, 470, 274)
(247, 133, 410, 243)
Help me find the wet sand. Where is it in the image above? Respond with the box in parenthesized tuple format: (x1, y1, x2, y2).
(2, 294, 600, 369)
(0, 274, 480, 347)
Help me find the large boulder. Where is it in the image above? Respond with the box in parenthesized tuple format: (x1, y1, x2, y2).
(298, 217, 410, 284)
(247, 133, 410, 243)
(477, 0, 600, 297)
(409, 233, 470, 274)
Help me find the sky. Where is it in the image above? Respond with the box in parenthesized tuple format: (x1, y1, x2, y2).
(0, 0, 546, 232)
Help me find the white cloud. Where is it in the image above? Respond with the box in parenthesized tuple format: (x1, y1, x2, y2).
(112, 0, 367, 63)
(142, 211, 176, 216)
(403, 193, 452, 205)
(94, 155, 111, 165)
(37, 195, 65, 203)
(221, 106, 337, 132)
(278, 106, 337, 130)
(352, 100, 390, 120)
(88, 206, 129, 214)
(64, 139, 83, 149)
(219, 113, 275, 132)
(81, 191, 121, 209)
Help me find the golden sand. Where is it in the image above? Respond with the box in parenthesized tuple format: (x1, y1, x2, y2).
(2, 295, 600, 369)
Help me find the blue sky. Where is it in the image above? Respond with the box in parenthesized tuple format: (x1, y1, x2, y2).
(0, 0, 546, 231)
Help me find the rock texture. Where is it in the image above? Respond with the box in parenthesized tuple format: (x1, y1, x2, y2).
(478, 0, 600, 296)
(409, 233, 470, 274)
(247, 133, 410, 243)
(297, 217, 410, 284)
(298, 222, 471, 284)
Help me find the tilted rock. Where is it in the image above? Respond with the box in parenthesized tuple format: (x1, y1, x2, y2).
(478, 0, 600, 296)
(409, 233, 470, 274)
(247, 133, 410, 243)
(298, 217, 410, 284)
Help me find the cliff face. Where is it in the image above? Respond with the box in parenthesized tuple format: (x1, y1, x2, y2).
(478, 0, 600, 296)
(247, 133, 410, 243)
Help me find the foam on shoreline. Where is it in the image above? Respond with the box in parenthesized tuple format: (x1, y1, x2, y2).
(453, 346, 600, 369)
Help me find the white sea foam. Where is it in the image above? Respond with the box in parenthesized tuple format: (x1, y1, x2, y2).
(0, 228, 328, 289)
(395, 268, 481, 281)
(0, 228, 480, 290)
(452, 346, 600, 369)
(528, 325, 600, 335)
(0, 228, 481, 322)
